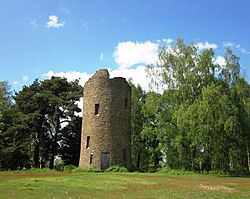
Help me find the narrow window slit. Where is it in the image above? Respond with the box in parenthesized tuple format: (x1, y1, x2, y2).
(95, 104, 99, 115)
(86, 136, 90, 149)
(125, 98, 128, 109)
(123, 149, 127, 163)
(90, 154, 93, 164)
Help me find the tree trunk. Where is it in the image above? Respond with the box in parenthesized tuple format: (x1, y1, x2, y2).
(33, 130, 41, 168)
(136, 151, 141, 168)
(33, 141, 40, 168)
(49, 116, 60, 170)
(49, 151, 55, 169)
(246, 140, 250, 171)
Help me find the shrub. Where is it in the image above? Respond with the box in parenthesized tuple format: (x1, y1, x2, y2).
(130, 167, 146, 173)
(157, 166, 195, 175)
(63, 165, 77, 173)
(54, 158, 64, 172)
(105, 165, 129, 172)
(229, 170, 250, 177)
(71, 167, 102, 173)
(206, 170, 229, 176)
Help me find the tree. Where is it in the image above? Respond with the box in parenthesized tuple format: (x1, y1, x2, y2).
(227, 78, 250, 172)
(0, 81, 12, 118)
(176, 84, 230, 171)
(40, 77, 82, 169)
(222, 47, 240, 84)
(146, 38, 250, 173)
(141, 91, 163, 169)
(148, 38, 217, 105)
(60, 116, 82, 166)
(14, 79, 49, 168)
(147, 38, 219, 170)
(0, 82, 31, 170)
(0, 110, 32, 170)
(129, 82, 147, 169)
(14, 77, 83, 169)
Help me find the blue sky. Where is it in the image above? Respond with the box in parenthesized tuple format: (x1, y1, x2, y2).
(1, 0, 250, 91)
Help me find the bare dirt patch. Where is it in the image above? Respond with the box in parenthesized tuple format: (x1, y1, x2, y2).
(199, 184, 239, 193)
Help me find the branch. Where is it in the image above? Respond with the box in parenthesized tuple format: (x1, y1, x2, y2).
(59, 119, 70, 124)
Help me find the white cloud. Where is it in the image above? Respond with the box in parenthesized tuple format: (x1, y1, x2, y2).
(48, 67, 152, 94)
(42, 67, 159, 114)
(162, 38, 174, 44)
(22, 75, 29, 82)
(13, 81, 22, 88)
(59, 6, 71, 14)
(223, 42, 234, 47)
(109, 66, 155, 92)
(113, 41, 158, 69)
(196, 41, 218, 50)
(43, 70, 91, 86)
(83, 21, 88, 31)
(43, 66, 157, 93)
(240, 48, 250, 54)
(28, 17, 38, 28)
(47, 15, 65, 29)
(214, 55, 226, 66)
(236, 44, 241, 49)
(237, 45, 250, 54)
(100, 53, 104, 60)
(223, 41, 250, 54)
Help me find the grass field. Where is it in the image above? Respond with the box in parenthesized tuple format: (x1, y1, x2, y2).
(0, 172, 249, 199)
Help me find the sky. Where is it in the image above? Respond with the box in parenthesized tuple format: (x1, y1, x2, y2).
(1, 0, 250, 92)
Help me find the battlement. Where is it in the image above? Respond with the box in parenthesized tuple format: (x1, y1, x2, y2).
(91, 69, 109, 79)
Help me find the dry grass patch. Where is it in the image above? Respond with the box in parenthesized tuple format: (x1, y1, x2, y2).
(199, 184, 239, 193)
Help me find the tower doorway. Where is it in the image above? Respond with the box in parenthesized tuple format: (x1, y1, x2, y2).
(101, 152, 110, 170)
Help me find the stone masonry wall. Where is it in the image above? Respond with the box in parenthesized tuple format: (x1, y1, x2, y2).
(79, 69, 132, 169)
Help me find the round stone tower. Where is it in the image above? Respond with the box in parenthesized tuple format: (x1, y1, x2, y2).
(79, 69, 132, 170)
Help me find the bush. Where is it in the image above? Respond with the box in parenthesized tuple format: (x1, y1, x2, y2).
(71, 167, 102, 173)
(157, 166, 172, 174)
(105, 165, 129, 172)
(130, 167, 146, 173)
(63, 165, 77, 173)
(229, 170, 250, 177)
(54, 158, 64, 172)
(157, 166, 195, 175)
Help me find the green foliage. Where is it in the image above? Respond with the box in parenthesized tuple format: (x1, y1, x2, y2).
(157, 166, 196, 175)
(105, 165, 129, 172)
(129, 82, 147, 169)
(63, 165, 77, 173)
(146, 38, 250, 173)
(205, 170, 229, 177)
(0, 82, 32, 170)
(0, 77, 83, 171)
(0, 81, 12, 116)
(54, 158, 64, 172)
(71, 167, 102, 173)
(60, 116, 82, 167)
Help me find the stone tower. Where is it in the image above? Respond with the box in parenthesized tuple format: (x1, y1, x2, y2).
(79, 69, 132, 170)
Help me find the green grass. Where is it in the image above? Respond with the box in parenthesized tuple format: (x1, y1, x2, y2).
(0, 168, 57, 174)
(0, 172, 249, 199)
